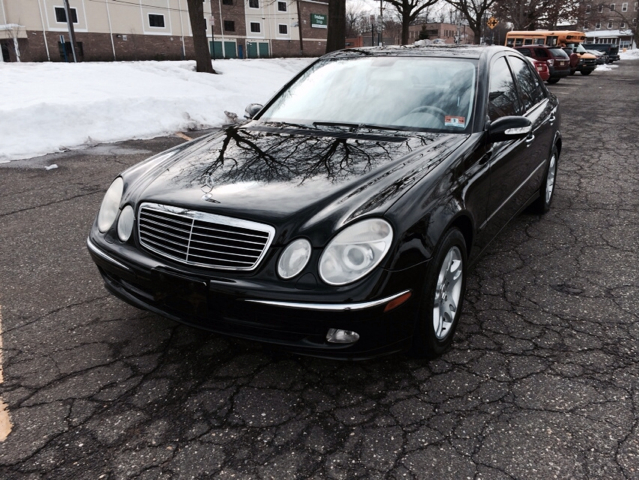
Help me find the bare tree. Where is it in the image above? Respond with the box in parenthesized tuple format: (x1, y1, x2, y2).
(186, 0, 215, 73)
(346, 3, 366, 37)
(445, 0, 497, 44)
(326, 0, 346, 52)
(386, 0, 441, 45)
(493, 0, 581, 30)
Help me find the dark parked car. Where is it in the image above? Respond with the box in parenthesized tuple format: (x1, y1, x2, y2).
(514, 45, 571, 83)
(583, 43, 620, 62)
(88, 45, 562, 360)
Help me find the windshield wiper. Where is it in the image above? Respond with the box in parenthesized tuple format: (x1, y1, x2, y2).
(312, 122, 404, 133)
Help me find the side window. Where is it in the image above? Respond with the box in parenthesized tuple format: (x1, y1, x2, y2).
(534, 48, 548, 58)
(488, 57, 520, 121)
(509, 56, 545, 111)
(518, 48, 531, 56)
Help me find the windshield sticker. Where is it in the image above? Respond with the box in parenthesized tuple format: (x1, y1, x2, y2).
(445, 116, 466, 128)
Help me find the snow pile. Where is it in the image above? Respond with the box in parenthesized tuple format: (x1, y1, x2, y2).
(596, 63, 617, 71)
(0, 58, 313, 161)
(620, 48, 639, 60)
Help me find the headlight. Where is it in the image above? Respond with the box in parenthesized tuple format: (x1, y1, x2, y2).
(117, 205, 135, 242)
(97, 177, 123, 233)
(319, 219, 393, 286)
(278, 239, 312, 279)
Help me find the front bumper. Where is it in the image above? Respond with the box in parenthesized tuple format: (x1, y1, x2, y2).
(87, 237, 426, 359)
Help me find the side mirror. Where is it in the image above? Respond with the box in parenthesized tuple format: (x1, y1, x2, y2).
(487, 116, 532, 143)
(244, 103, 263, 119)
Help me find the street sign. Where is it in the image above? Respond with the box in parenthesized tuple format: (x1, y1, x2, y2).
(487, 17, 498, 29)
(311, 13, 327, 29)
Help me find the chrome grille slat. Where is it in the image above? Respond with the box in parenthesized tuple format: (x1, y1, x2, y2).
(137, 202, 275, 271)
(191, 223, 270, 240)
(140, 224, 191, 242)
(139, 217, 192, 237)
(142, 238, 189, 258)
(140, 229, 190, 250)
(189, 231, 267, 248)
(188, 241, 263, 254)
(141, 209, 193, 226)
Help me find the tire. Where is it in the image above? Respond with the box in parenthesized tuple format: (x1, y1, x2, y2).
(409, 228, 467, 359)
(531, 146, 558, 214)
(570, 69, 576, 75)
(581, 70, 592, 75)
(547, 78, 560, 84)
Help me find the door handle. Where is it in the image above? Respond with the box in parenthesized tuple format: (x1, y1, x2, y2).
(525, 134, 535, 147)
(549, 114, 556, 124)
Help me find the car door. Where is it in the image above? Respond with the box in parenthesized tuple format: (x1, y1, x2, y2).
(507, 55, 555, 201)
(479, 55, 532, 244)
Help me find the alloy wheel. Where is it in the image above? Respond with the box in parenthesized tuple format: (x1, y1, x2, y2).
(433, 246, 463, 340)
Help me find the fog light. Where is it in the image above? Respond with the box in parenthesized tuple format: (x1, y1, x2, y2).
(326, 328, 360, 344)
(117, 205, 135, 242)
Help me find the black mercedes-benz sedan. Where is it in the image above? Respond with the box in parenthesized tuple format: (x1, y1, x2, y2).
(88, 45, 561, 360)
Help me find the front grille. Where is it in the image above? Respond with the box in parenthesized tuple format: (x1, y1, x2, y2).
(137, 202, 275, 270)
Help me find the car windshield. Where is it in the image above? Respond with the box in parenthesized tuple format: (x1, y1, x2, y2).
(258, 57, 477, 133)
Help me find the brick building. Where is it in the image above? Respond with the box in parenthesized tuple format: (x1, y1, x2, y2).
(0, 0, 328, 63)
(407, 23, 475, 45)
(579, 1, 637, 48)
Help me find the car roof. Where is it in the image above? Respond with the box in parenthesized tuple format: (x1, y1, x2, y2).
(324, 45, 513, 61)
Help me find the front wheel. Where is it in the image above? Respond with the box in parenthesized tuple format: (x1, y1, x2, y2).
(547, 78, 560, 84)
(581, 70, 592, 76)
(409, 228, 467, 359)
(531, 147, 558, 214)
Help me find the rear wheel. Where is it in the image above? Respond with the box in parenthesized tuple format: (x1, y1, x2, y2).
(581, 70, 592, 75)
(531, 146, 558, 214)
(547, 77, 560, 84)
(570, 69, 576, 75)
(409, 228, 467, 359)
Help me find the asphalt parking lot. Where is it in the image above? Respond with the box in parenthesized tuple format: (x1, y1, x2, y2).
(1, 61, 638, 479)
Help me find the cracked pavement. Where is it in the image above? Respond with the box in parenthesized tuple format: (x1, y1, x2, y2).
(0, 64, 638, 479)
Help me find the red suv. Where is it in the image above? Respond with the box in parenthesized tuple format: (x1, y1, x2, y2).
(513, 46, 571, 84)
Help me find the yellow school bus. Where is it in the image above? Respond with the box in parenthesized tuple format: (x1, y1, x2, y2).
(505, 30, 586, 48)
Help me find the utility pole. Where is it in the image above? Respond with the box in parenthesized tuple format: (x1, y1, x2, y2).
(296, 0, 304, 55)
(379, 0, 383, 46)
(63, 0, 77, 62)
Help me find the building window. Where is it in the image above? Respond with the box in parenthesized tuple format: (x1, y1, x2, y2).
(598, 4, 604, 11)
(250, 22, 261, 33)
(204, 18, 207, 30)
(608, 21, 613, 28)
(278, 24, 288, 34)
(610, 3, 615, 10)
(222, 0, 233, 4)
(278, 1, 287, 11)
(634, 17, 637, 24)
(249, 0, 259, 8)
(584, 21, 590, 28)
(620, 21, 625, 27)
(149, 14, 165, 28)
(586, 4, 591, 12)
(224, 20, 235, 31)
(596, 22, 601, 28)
(54, 6, 78, 23)
(622, 1, 628, 9)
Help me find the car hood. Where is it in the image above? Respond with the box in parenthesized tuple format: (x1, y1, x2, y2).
(130, 124, 469, 245)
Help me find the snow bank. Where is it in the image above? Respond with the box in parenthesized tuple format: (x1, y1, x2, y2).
(0, 58, 313, 162)
(620, 48, 639, 60)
